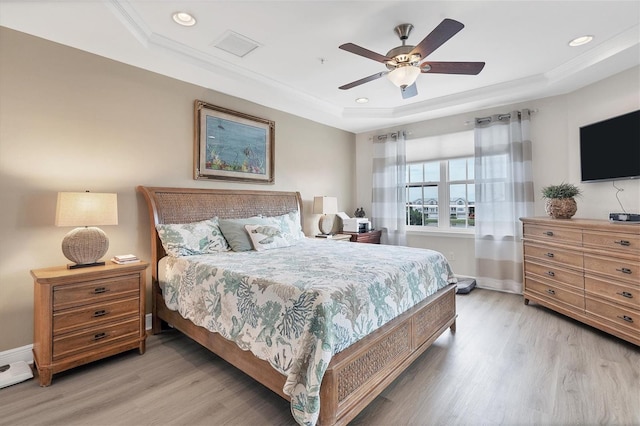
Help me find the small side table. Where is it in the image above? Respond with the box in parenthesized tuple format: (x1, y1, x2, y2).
(340, 230, 382, 244)
(31, 261, 148, 386)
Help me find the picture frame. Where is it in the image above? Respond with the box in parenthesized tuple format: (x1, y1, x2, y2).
(194, 100, 275, 183)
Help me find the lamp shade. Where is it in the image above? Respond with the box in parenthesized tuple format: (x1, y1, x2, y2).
(387, 65, 420, 88)
(313, 196, 338, 215)
(55, 192, 118, 227)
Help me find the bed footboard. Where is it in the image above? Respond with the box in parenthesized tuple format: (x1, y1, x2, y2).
(319, 284, 456, 425)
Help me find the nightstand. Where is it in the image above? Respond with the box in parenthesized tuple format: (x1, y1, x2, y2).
(31, 261, 148, 386)
(340, 230, 382, 244)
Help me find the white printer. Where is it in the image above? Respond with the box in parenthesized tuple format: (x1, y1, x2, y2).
(342, 217, 371, 233)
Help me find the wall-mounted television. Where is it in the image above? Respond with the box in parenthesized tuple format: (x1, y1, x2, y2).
(580, 110, 640, 182)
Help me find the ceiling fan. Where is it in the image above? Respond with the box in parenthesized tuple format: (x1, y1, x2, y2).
(338, 18, 485, 99)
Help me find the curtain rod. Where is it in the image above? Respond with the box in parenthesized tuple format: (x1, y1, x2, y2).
(473, 108, 538, 125)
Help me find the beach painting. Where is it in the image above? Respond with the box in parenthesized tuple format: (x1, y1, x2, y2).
(195, 100, 274, 183)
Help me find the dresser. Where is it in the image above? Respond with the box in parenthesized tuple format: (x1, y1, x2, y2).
(340, 229, 382, 244)
(521, 217, 639, 346)
(31, 261, 148, 386)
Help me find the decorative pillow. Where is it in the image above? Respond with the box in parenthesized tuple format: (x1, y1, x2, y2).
(245, 224, 294, 251)
(218, 217, 272, 252)
(156, 217, 229, 257)
(264, 211, 306, 243)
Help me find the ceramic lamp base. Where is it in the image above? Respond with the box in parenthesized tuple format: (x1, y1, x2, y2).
(318, 215, 335, 235)
(61, 226, 109, 268)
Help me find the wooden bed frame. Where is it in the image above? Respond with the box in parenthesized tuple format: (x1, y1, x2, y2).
(137, 185, 457, 426)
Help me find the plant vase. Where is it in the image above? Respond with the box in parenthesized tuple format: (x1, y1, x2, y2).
(545, 197, 577, 219)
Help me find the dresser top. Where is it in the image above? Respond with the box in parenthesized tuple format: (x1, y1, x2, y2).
(520, 217, 640, 234)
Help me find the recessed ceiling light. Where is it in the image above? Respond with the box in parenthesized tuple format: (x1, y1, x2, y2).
(172, 12, 196, 27)
(355, 97, 369, 104)
(568, 35, 594, 47)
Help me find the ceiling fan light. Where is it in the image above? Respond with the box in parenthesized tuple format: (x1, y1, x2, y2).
(387, 65, 420, 88)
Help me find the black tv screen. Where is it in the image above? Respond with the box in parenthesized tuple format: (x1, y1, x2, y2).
(580, 110, 640, 182)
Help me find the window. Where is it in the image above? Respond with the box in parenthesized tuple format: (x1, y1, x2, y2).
(405, 131, 475, 231)
(406, 157, 475, 229)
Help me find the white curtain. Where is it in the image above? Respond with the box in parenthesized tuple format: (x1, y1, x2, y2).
(372, 131, 407, 246)
(474, 110, 534, 293)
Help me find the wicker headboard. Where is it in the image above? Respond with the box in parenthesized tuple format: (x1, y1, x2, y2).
(136, 186, 303, 281)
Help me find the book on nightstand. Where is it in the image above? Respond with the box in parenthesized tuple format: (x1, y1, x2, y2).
(111, 254, 140, 264)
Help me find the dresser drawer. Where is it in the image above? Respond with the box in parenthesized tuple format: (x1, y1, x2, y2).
(586, 297, 639, 333)
(524, 224, 582, 245)
(524, 260, 584, 290)
(52, 317, 140, 361)
(524, 243, 583, 269)
(585, 276, 639, 310)
(53, 274, 140, 310)
(584, 254, 640, 285)
(583, 230, 640, 255)
(53, 297, 139, 335)
(525, 277, 584, 310)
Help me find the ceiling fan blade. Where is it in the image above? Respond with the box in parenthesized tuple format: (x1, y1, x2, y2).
(401, 82, 418, 99)
(339, 71, 388, 90)
(409, 18, 465, 59)
(339, 43, 393, 64)
(421, 61, 485, 75)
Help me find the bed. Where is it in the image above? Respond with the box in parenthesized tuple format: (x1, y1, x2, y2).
(137, 185, 457, 426)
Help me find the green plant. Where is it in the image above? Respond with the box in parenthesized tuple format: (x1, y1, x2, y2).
(541, 182, 582, 199)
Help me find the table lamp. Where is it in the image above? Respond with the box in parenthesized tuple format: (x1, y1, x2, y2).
(55, 191, 118, 269)
(313, 196, 338, 235)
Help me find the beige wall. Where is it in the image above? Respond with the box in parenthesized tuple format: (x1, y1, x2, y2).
(0, 28, 355, 351)
(356, 66, 640, 277)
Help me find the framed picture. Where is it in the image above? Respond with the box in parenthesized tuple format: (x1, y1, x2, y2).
(194, 100, 275, 183)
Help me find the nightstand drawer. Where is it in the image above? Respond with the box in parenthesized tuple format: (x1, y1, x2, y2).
(53, 297, 139, 335)
(53, 274, 140, 310)
(53, 317, 140, 360)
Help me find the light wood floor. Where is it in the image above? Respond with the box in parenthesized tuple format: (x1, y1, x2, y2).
(1, 289, 638, 425)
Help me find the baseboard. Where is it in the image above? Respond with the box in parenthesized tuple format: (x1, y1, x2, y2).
(0, 344, 33, 366)
(0, 314, 153, 366)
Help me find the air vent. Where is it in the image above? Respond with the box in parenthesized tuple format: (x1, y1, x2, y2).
(213, 30, 261, 58)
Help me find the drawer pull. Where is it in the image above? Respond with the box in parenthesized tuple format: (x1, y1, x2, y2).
(614, 240, 631, 247)
(546, 271, 555, 277)
(93, 332, 107, 341)
(617, 315, 634, 324)
(544, 231, 554, 236)
(93, 287, 109, 294)
(616, 291, 633, 299)
(616, 268, 632, 275)
(93, 309, 108, 318)
(546, 289, 556, 295)
(545, 252, 555, 258)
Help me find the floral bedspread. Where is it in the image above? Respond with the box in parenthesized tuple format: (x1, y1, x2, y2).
(162, 238, 456, 425)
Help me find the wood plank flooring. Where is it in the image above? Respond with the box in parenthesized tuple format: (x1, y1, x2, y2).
(1, 289, 638, 425)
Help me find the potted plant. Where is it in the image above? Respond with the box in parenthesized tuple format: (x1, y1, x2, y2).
(541, 182, 582, 219)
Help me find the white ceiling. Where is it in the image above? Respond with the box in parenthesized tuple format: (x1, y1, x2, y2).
(1, 1, 639, 133)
